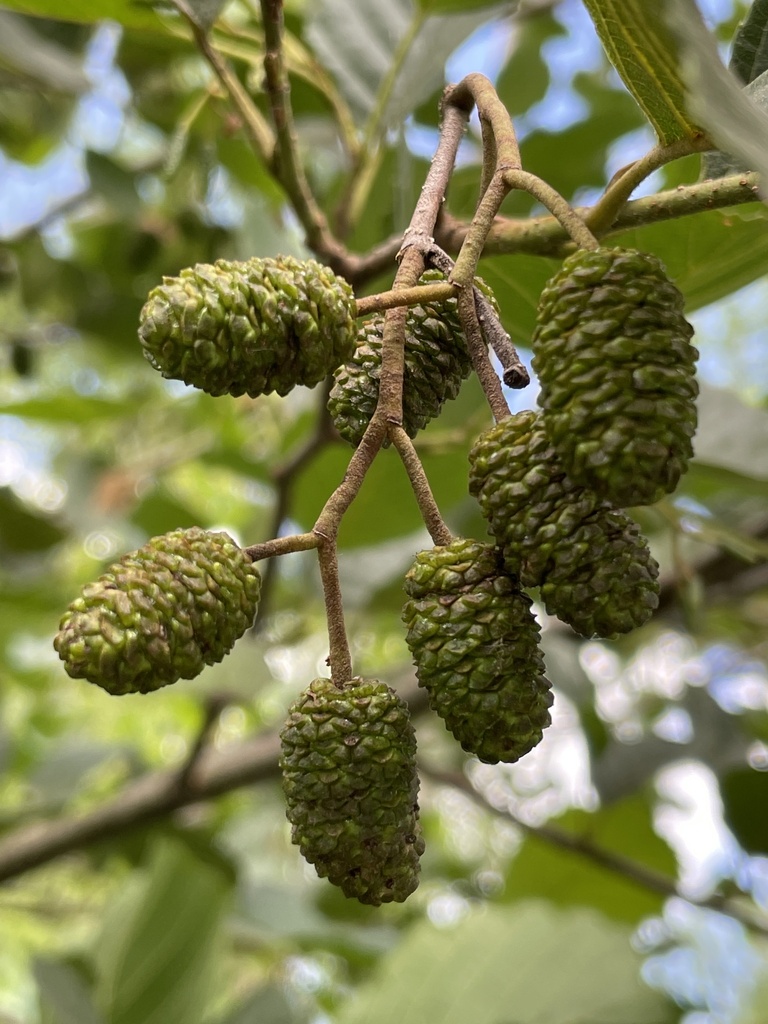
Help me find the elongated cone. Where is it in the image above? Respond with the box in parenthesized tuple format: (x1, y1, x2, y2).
(402, 538, 553, 764)
(54, 527, 261, 694)
(139, 255, 357, 398)
(328, 272, 499, 446)
(538, 509, 660, 639)
(532, 246, 698, 507)
(468, 411, 660, 639)
(280, 677, 424, 905)
(468, 410, 607, 587)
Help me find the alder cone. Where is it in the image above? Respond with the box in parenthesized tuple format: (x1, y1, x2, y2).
(468, 410, 607, 587)
(280, 677, 424, 905)
(538, 509, 660, 639)
(532, 246, 698, 507)
(54, 528, 261, 694)
(402, 538, 552, 764)
(139, 255, 356, 398)
(328, 272, 499, 446)
(467, 411, 660, 639)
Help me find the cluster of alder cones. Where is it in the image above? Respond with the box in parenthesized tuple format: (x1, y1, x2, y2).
(54, 249, 698, 905)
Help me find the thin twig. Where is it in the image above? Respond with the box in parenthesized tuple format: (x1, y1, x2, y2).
(457, 277, 510, 422)
(259, 0, 347, 263)
(250, 390, 337, 633)
(506, 168, 599, 250)
(171, 0, 274, 165)
(391, 427, 453, 546)
(436, 173, 761, 259)
(244, 532, 319, 561)
(586, 136, 714, 235)
(427, 245, 529, 389)
(176, 693, 235, 791)
(356, 281, 458, 318)
(425, 766, 768, 938)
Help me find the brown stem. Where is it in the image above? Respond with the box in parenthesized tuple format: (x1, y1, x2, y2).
(171, 0, 274, 164)
(428, 245, 529, 389)
(586, 137, 713, 235)
(259, 0, 347, 263)
(398, 99, 471, 260)
(457, 283, 510, 422)
(435, 174, 761, 261)
(451, 172, 510, 286)
(244, 532, 319, 561)
(446, 73, 521, 172)
(315, 539, 352, 685)
(505, 168, 599, 250)
(356, 282, 457, 318)
(391, 427, 453, 546)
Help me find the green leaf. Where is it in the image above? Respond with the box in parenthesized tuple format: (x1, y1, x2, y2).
(730, 0, 768, 84)
(666, 0, 768, 180)
(502, 795, 676, 924)
(337, 901, 676, 1024)
(35, 960, 104, 1024)
(613, 206, 768, 314)
(495, 10, 564, 118)
(0, 488, 66, 555)
(721, 767, 768, 854)
(94, 834, 232, 1024)
(0, 0, 166, 29)
(581, 0, 703, 144)
(306, 0, 507, 126)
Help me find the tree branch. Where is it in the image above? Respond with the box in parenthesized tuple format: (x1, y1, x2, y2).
(424, 766, 768, 938)
(0, 677, 429, 885)
(436, 173, 762, 258)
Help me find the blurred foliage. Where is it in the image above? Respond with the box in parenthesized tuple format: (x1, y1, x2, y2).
(0, 1, 767, 1023)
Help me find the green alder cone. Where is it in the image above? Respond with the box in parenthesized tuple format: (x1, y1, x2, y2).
(280, 677, 424, 905)
(468, 409, 608, 587)
(139, 255, 357, 398)
(532, 246, 698, 507)
(54, 527, 261, 695)
(402, 538, 553, 764)
(327, 271, 499, 446)
(538, 509, 660, 639)
(467, 412, 660, 638)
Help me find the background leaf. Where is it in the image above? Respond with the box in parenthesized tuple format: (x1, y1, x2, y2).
(94, 835, 233, 1024)
(337, 901, 676, 1024)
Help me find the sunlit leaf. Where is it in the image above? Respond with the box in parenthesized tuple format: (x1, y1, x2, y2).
(581, 0, 703, 143)
(666, 0, 768, 182)
(0, 0, 166, 29)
